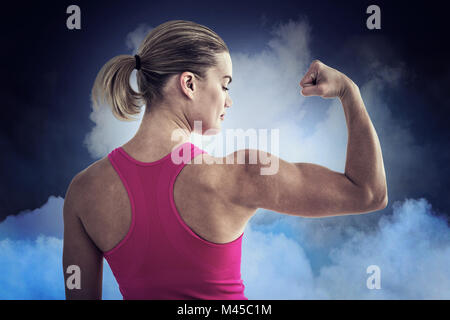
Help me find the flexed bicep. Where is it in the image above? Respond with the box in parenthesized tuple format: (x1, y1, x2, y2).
(226, 149, 384, 218)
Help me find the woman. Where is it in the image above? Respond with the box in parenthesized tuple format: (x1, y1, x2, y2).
(63, 20, 387, 299)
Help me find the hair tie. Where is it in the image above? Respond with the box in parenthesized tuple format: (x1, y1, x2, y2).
(134, 54, 141, 71)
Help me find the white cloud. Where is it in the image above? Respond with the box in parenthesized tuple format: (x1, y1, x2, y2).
(243, 197, 450, 299)
(0, 236, 64, 299)
(0, 197, 122, 299)
(313, 198, 450, 299)
(241, 223, 319, 299)
(0, 195, 64, 240)
(83, 101, 142, 159)
(125, 23, 153, 52)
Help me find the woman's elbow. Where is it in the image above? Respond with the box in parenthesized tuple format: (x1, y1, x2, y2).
(369, 188, 388, 211)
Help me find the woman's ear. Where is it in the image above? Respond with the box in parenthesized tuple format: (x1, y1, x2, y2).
(179, 72, 196, 99)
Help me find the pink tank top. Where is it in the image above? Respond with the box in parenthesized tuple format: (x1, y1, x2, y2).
(103, 142, 247, 300)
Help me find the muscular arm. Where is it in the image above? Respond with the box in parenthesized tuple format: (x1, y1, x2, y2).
(340, 79, 387, 205)
(220, 60, 387, 218)
(63, 173, 103, 299)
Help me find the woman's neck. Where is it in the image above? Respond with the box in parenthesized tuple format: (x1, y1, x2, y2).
(123, 105, 192, 155)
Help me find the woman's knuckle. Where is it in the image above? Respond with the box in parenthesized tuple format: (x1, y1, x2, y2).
(317, 84, 325, 94)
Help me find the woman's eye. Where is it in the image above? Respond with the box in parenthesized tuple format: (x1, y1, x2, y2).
(222, 87, 229, 91)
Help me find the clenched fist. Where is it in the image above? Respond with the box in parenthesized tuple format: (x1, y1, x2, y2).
(299, 60, 354, 99)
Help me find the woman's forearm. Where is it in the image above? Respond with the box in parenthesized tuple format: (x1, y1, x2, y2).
(339, 77, 388, 206)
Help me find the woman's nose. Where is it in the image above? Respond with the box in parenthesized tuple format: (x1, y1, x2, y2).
(226, 96, 232, 108)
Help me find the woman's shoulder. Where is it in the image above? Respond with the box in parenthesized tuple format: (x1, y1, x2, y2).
(74, 156, 112, 185)
(65, 156, 117, 211)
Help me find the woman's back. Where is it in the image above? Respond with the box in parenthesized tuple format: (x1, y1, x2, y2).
(71, 142, 253, 299)
(77, 143, 254, 254)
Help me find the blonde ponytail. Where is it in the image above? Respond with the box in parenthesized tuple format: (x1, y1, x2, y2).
(91, 54, 144, 121)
